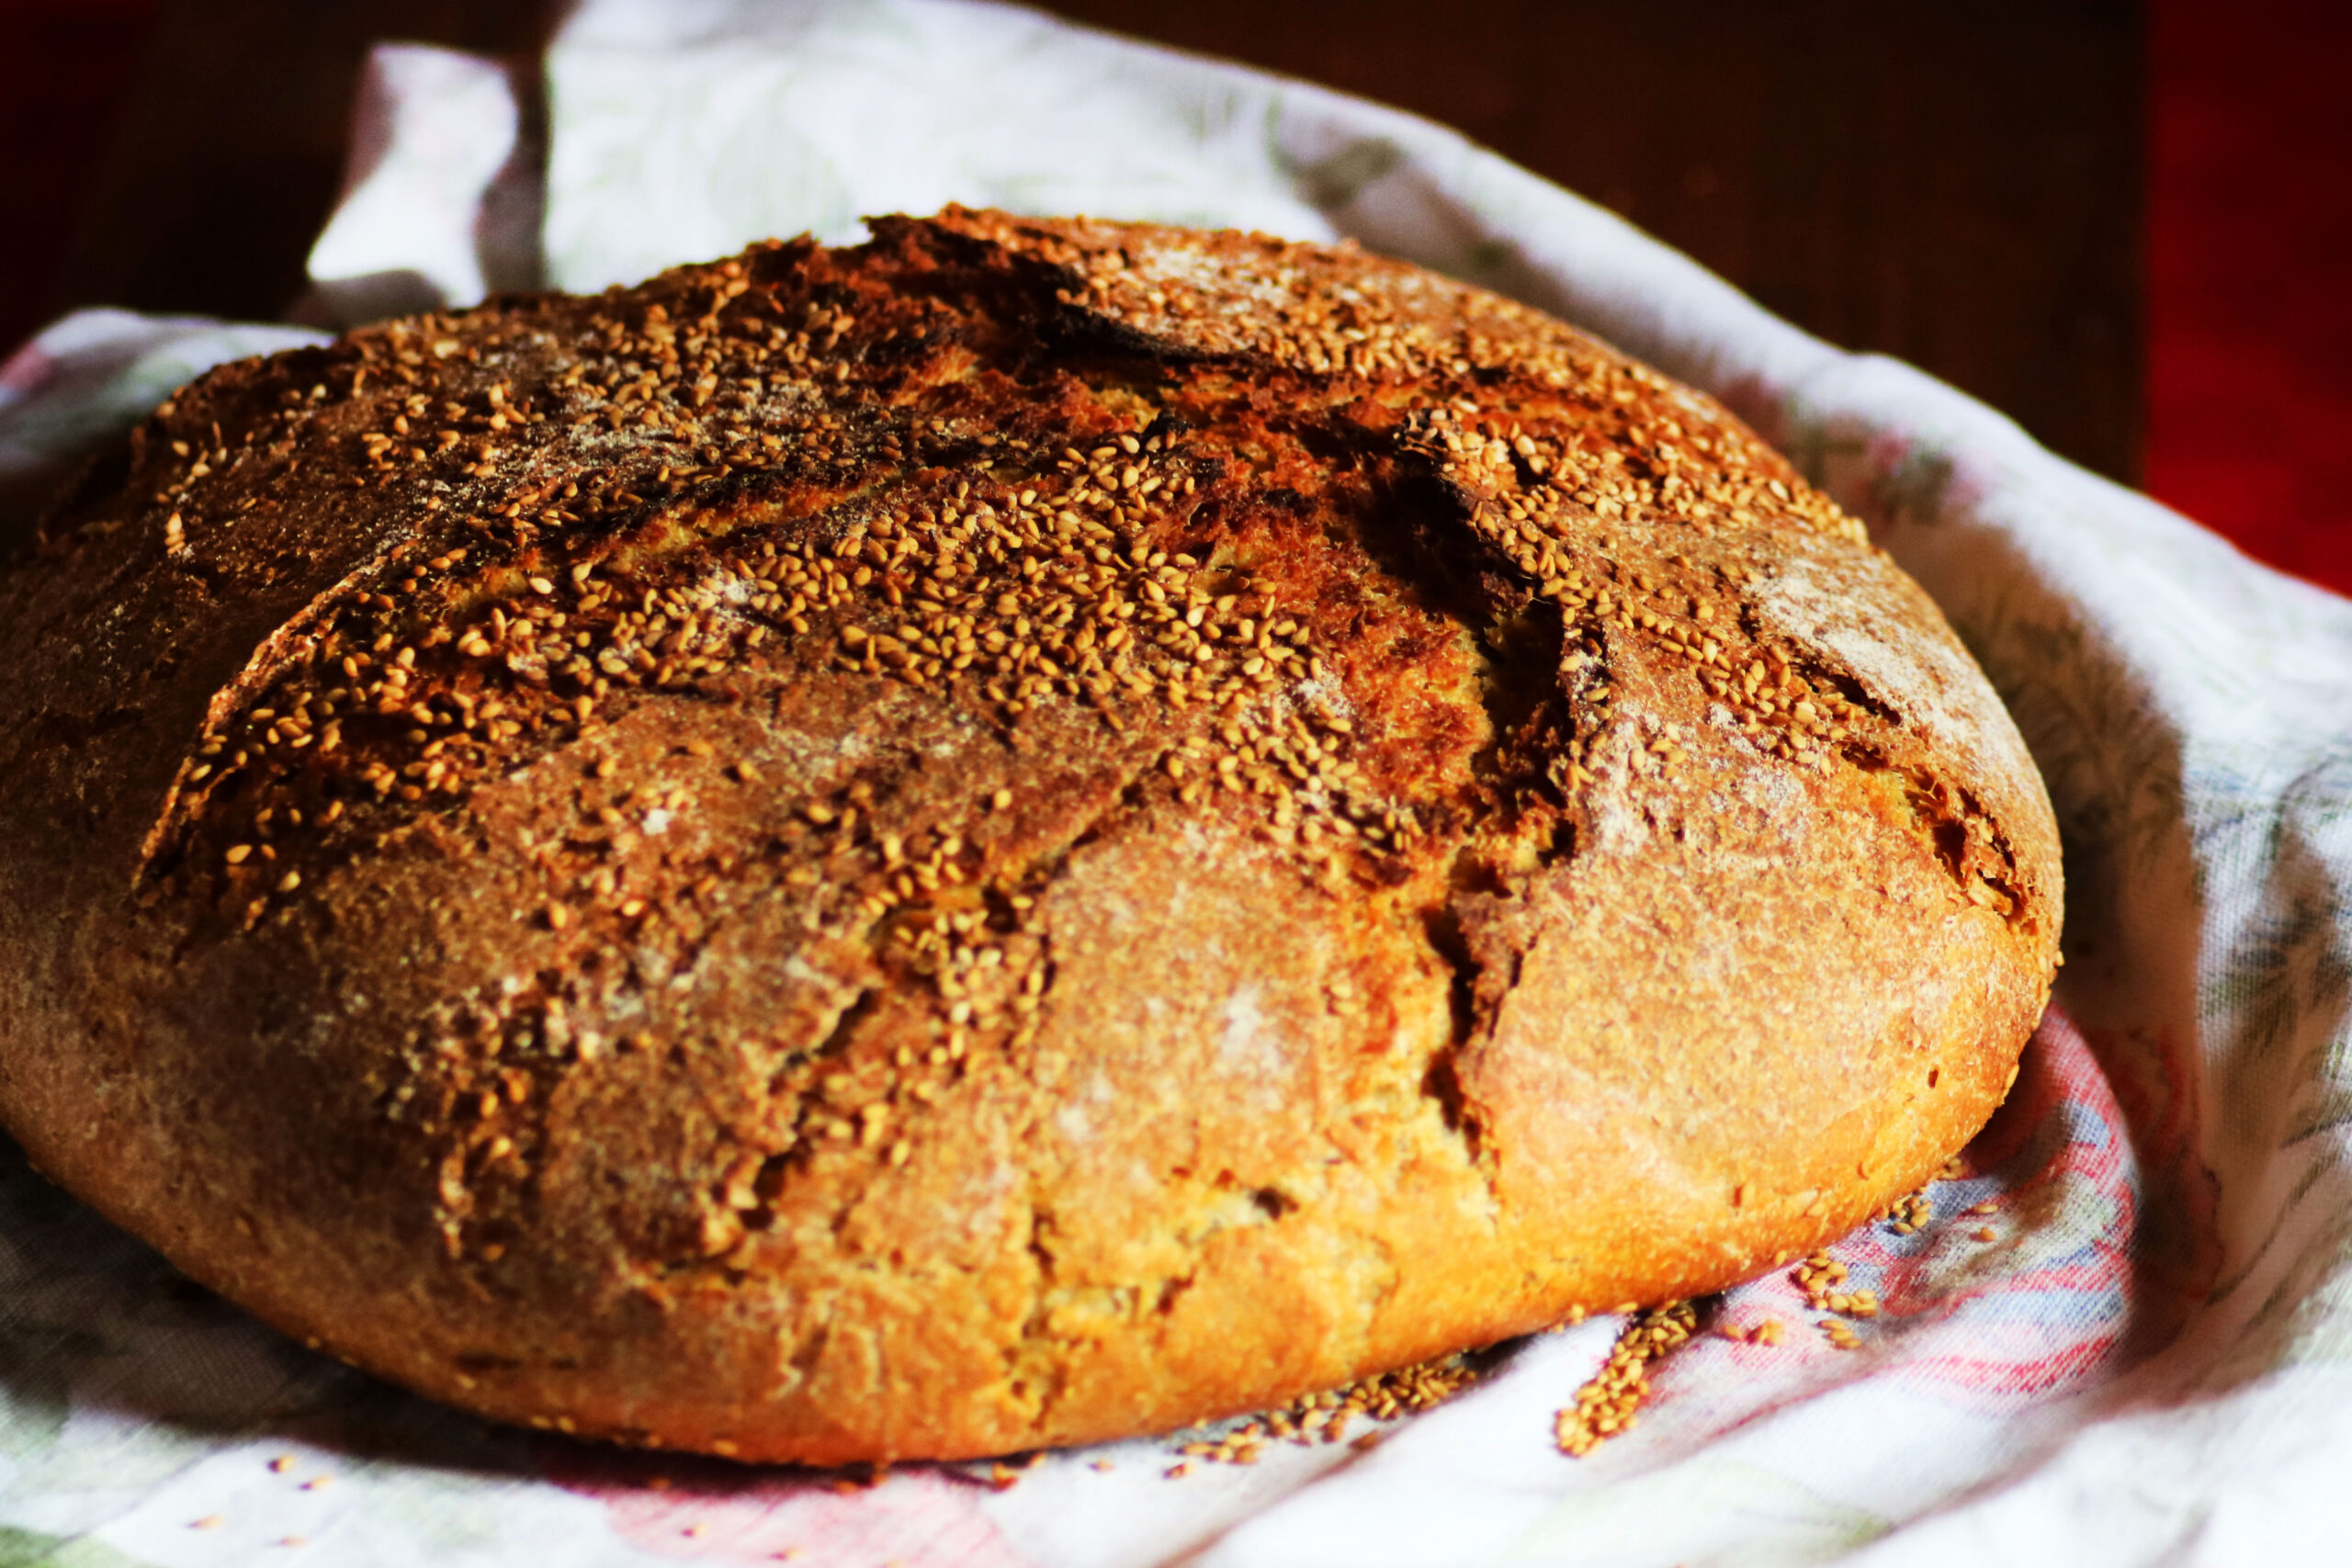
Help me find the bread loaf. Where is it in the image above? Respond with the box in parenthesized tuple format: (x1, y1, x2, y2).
(0, 209, 2060, 1463)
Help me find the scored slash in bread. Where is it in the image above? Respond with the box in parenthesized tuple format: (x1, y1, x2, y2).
(0, 209, 2060, 1464)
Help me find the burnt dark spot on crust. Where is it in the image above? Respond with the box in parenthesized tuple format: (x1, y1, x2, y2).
(1250, 1186, 1296, 1221)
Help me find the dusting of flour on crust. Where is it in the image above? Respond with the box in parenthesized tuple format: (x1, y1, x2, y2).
(1755, 557, 2035, 784)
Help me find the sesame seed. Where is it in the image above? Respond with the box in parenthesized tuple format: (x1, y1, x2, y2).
(1555, 1302, 1697, 1456)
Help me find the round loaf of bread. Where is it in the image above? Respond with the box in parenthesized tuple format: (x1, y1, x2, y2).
(0, 209, 2059, 1463)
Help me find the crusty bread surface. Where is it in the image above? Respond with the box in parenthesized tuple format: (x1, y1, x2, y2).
(0, 209, 2060, 1463)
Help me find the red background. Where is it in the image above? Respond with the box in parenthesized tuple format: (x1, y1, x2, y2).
(3, 0, 2346, 598)
(2144, 1, 2351, 596)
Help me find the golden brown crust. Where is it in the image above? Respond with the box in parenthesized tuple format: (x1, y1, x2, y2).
(0, 209, 2060, 1463)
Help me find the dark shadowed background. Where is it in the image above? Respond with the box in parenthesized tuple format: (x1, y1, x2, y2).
(2, 0, 2345, 595)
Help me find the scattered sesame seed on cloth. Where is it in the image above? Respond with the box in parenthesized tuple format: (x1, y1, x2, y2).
(2, 3, 2350, 1564)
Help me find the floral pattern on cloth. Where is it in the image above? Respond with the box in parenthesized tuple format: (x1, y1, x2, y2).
(1, 1, 2349, 1562)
